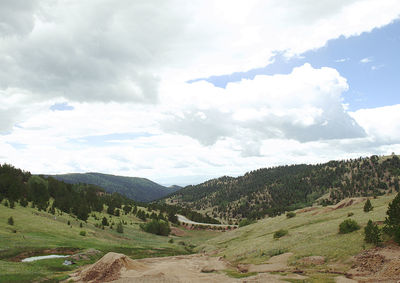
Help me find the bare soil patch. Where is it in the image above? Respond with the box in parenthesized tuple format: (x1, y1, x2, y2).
(170, 226, 186, 237)
(347, 244, 400, 282)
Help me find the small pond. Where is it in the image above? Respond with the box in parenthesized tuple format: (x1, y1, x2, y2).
(21, 255, 69, 262)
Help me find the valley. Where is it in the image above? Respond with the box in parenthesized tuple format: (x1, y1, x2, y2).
(1, 155, 400, 282)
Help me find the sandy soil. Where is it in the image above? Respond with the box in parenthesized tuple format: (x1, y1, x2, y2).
(67, 251, 306, 283)
(347, 243, 400, 282)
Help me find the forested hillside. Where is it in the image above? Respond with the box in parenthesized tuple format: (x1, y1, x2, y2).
(165, 155, 400, 223)
(49, 172, 179, 202)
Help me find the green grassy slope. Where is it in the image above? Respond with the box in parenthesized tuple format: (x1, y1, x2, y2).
(50, 172, 180, 202)
(200, 194, 394, 269)
(0, 201, 218, 282)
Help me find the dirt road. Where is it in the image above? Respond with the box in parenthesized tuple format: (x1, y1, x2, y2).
(176, 214, 238, 228)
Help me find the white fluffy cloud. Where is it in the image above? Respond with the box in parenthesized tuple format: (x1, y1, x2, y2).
(1, 0, 400, 184)
(161, 64, 365, 151)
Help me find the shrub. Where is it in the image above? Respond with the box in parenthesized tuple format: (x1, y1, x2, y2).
(20, 199, 28, 207)
(347, 212, 354, 217)
(339, 219, 360, 234)
(80, 222, 83, 228)
(102, 217, 109, 226)
(364, 220, 382, 246)
(7, 216, 14, 225)
(286, 212, 296, 218)
(273, 229, 288, 239)
(79, 231, 86, 236)
(9, 200, 15, 209)
(364, 199, 373, 212)
(238, 218, 256, 227)
(168, 238, 174, 243)
(140, 219, 170, 236)
(116, 222, 124, 233)
(67, 220, 71, 225)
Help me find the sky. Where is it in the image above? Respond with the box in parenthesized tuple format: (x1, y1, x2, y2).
(0, 0, 400, 186)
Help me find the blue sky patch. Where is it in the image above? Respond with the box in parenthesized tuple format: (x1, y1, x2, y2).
(190, 20, 400, 111)
(50, 102, 74, 111)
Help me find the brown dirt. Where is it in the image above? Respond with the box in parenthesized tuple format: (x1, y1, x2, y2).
(312, 197, 367, 215)
(170, 226, 186, 237)
(67, 252, 307, 283)
(347, 244, 400, 282)
(238, 252, 293, 273)
(299, 256, 325, 266)
(69, 252, 146, 283)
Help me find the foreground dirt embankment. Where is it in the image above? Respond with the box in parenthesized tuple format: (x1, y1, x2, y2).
(67, 252, 306, 283)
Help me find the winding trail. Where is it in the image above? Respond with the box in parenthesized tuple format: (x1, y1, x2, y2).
(176, 214, 238, 228)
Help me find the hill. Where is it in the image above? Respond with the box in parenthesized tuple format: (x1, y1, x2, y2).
(199, 194, 399, 282)
(49, 172, 180, 202)
(165, 155, 400, 223)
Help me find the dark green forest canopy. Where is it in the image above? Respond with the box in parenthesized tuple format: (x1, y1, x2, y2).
(165, 155, 400, 221)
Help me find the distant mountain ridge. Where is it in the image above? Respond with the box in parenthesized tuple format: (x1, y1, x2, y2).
(165, 155, 400, 223)
(49, 172, 180, 202)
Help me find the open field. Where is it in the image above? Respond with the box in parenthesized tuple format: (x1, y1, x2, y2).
(198, 194, 397, 281)
(0, 202, 219, 282)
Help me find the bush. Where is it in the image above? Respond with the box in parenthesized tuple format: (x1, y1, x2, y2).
(168, 238, 174, 243)
(339, 219, 360, 234)
(140, 219, 170, 236)
(7, 216, 14, 225)
(286, 212, 296, 218)
(67, 220, 70, 226)
(116, 222, 124, 234)
(102, 217, 109, 226)
(79, 231, 86, 236)
(238, 218, 256, 227)
(364, 199, 373, 212)
(364, 220, 382, 246)
(273, 229, 288, 239)
(347, 212, 354, 217)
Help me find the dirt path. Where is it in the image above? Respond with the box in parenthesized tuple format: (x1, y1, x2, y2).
(67, 252, 306, 283)
(177, 214, 238, 228)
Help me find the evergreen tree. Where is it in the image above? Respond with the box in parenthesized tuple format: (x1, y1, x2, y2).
(364, 220, 382, 246)
(116, 222, 124, 233)
(7, 216, 14, 225)
(364, 199, 373, 212)
(384, 193, 400, 237)
(102, 217, 109, 226)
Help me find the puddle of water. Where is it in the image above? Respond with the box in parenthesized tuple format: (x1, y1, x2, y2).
(21, 255, 69, 262)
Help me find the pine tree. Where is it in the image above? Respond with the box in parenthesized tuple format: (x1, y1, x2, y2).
(116, 222, 124, 233)
(364, 199, 373, 212)
(364, 220, 382, 246)
(7, 216, 14, 225)
(384, 193, 400, 239)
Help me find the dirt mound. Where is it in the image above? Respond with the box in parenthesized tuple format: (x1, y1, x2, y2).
(347, 244, 400, 282)
(69, 252, 147, 283)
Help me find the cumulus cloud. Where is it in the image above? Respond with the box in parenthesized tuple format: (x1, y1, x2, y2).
(0, 0, 39, 36)
(1, 0, 400, 183)
(161, 64, 366, 153)
(0, 0, 399, 107)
